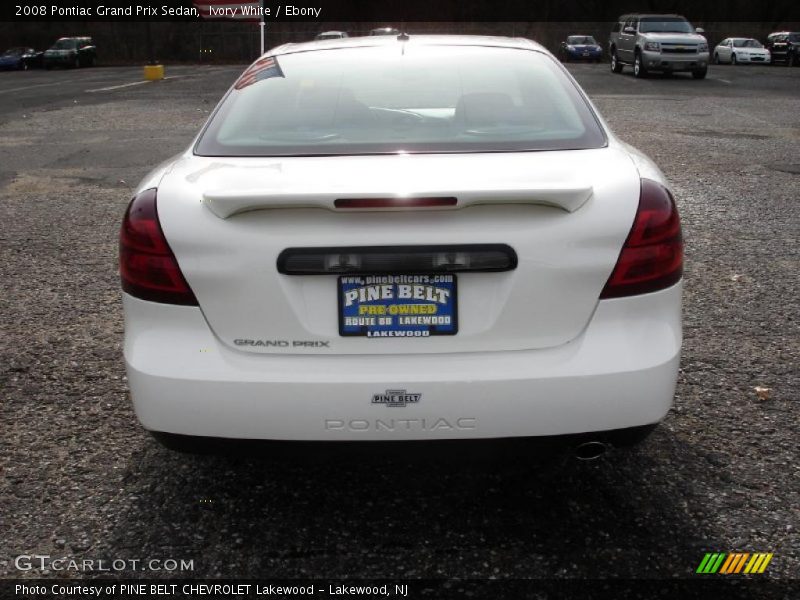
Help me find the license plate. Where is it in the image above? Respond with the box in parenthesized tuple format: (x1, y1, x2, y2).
(339, 274, 458, 337)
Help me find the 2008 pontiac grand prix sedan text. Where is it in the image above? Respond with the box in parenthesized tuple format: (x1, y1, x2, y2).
(119, 35, 683, 453)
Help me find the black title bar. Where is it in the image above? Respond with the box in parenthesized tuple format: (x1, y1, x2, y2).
(4, 579, 799, 600)
(2, 0, 800, 22)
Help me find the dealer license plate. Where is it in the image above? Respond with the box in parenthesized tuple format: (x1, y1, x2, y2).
(338, 274, 458, 337)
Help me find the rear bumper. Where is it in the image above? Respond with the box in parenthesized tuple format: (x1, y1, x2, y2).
(123, 283, 682, 441)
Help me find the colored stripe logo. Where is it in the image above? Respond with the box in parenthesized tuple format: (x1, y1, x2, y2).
(696, 552, 773, 574)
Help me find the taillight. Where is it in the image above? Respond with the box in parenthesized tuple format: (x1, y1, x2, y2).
(119, 188, 198, 305)
(600, 179, 683, 299)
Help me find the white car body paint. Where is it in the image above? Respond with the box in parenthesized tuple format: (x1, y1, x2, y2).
(714, 38, 772, 64)
(122, 36, 683, 442)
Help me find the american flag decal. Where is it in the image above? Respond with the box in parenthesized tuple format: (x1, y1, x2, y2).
(234, 56, 284, 90)
(193, 1, 263, 22)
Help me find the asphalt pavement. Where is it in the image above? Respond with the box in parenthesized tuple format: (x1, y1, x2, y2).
(0, 62, 798, 585)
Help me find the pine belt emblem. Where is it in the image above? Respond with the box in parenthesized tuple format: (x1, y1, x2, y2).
(372, 389, 421, 407)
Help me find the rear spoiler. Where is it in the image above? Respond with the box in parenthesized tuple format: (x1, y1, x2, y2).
(202, 186, 594, 218)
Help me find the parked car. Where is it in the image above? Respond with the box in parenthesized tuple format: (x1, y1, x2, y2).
(121, 35, 683, 455)
(713, 38, 770, 65)
(609, 14, 709, 78)
(559, 36, 603, 62)
(315, 31, 349, 41)
(369, 28, 400, 36)
(43, 37, 96, 69)
(764, 32, 800, 66)
(0, 47, 42, 70)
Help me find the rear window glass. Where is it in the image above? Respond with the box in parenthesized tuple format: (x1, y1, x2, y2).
(195, 45, 606, 157)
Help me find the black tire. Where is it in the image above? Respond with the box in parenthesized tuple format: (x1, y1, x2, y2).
(73, 55, 81, 68)
(150, 431, 217, 454)
(20, 60, 28, 71)
(633, 51, 648, 78)
(610, 49, 623, 73)
(150, 431, 264, 456)
(692, 68, 708, 79)
(786, 52, 794, 67)
(732, 53, 737, 65)
(713, 52, 720, 64)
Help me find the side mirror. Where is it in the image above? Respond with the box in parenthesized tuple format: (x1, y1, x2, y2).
(623, 26, 636, 34)
(695, 27, 705, 34)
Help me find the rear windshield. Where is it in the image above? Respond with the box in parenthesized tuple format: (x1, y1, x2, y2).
(195, 45, 606, 157)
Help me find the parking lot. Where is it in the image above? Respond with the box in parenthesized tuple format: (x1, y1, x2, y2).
(1, 61, 798, 581)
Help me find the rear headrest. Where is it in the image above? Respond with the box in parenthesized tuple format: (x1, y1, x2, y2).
(454, 93, 516, 128)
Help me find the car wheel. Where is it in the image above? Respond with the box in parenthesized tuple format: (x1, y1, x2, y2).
(611, 49, 623, 73)
(692, 68, 708, 79)
(732, 53, 737, 65)
(786, 53, 794, 67)
(149, 431, 256, 455)
(713, 53, 720, 64)
(20, 60, 29, 71)
(633, 52, 648, 78)
(73, 56, 81, 68)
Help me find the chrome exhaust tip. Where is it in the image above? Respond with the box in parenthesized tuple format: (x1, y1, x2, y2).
(574, 441, 608, 461)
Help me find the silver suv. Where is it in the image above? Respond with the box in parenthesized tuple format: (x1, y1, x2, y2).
(609, 14, 709, 79)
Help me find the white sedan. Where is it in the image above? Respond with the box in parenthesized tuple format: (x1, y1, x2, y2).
(120, 36, 683, 456)
(713, 38, 771, 64)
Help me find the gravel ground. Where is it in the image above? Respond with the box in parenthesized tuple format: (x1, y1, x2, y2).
(0, 63, 798, 585)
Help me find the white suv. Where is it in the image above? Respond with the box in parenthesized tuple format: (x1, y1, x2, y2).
(609, 14, 710, 78)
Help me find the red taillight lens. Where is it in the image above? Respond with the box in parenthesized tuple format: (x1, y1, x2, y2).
(119, 188, 198, 305)
(600, 179, 683, 299)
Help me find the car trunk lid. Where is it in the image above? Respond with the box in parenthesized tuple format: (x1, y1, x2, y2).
(157, 148, 641, 354)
